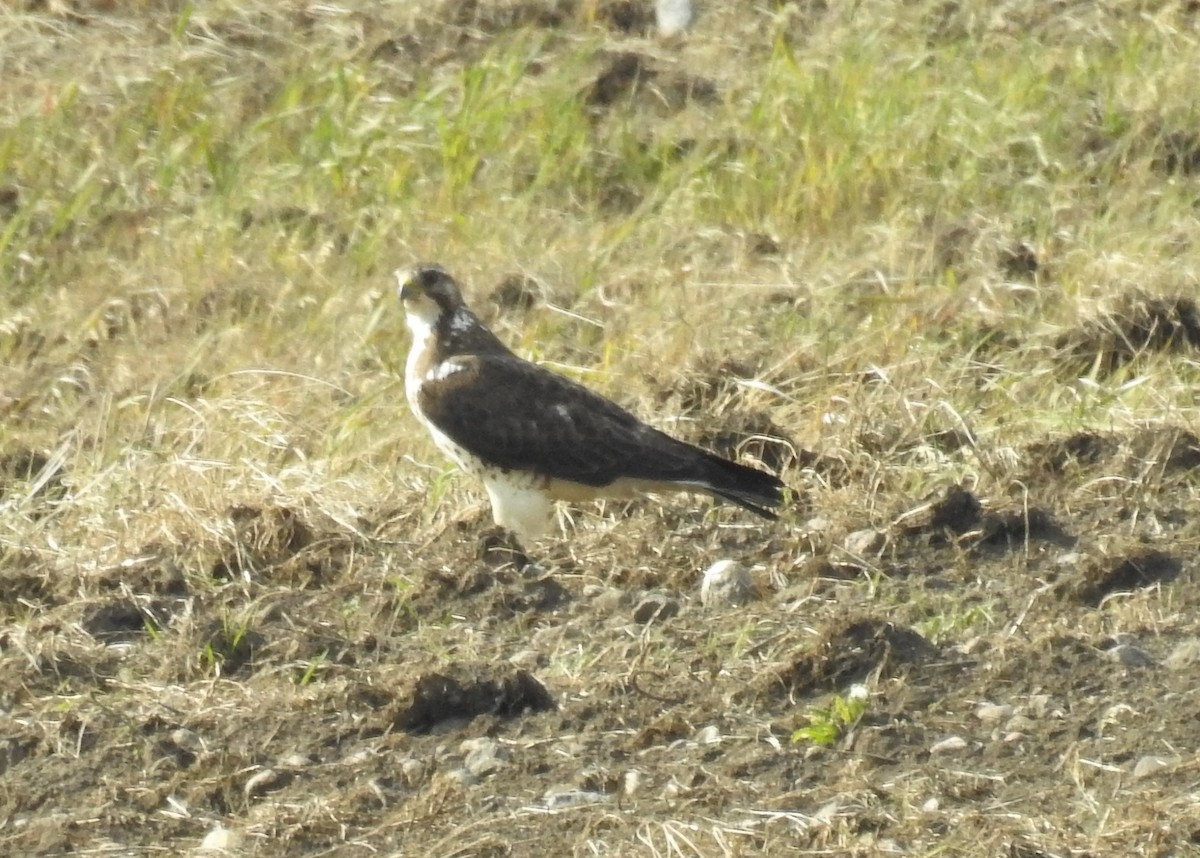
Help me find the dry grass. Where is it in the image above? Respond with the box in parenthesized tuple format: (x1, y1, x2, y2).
(3, 0, 1200, 855)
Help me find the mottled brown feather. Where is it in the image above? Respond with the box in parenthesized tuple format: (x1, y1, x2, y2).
(417, 352, 784, 518)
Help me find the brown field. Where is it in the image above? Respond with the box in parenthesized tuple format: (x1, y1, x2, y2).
(3, 1, 1200, 855)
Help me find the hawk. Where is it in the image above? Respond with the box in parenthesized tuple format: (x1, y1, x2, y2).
(398, 264, 786, 543)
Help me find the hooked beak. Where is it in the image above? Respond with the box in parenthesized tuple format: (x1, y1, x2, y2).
(395, 268, 418, 302)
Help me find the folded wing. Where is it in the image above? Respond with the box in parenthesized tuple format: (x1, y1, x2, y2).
(417, 354, 784, 517)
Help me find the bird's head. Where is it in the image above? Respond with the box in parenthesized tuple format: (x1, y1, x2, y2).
(395, 264, 465, 332)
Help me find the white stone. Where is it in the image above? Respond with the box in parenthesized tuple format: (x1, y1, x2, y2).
(700, 559, 753, 608)
(656, 0, 696, 39)
(929, 736, 968, 755)
(974, 703, 1013, 724)
(197, 825, 240, 854)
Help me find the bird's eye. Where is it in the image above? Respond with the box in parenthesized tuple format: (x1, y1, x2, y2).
(420, 268, 443, 290)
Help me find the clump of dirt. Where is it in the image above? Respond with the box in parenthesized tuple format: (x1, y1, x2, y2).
(899, 485, 981, 539)
(998, 239, 1040, 279)
(1056, 292, 1200, 376)
(586, 52, 654, 107)
(0, 184, 18, 217)
(444, 0, 575, 32)
(585, 51, 718, 113)
(393, 667, 556, 733)
(978, 506, 1071, 549)
(488, 272, 545, 314)
(1070, 549, 1183, 607)
(927, 485, 981, 533)
(591, 0, 655, 34)
(898, 486, 1071, 551)
(80, 599, 175, 644)
(1025, 431, 1115, 475)
(755, 618, 937, 700)
(1129, 426, 1200, 475)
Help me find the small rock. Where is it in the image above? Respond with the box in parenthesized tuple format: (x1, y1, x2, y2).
(1003, 731, 1026, 744)
(342, 748, 374, 766)
(1106, 643, 1155, 668)
(1132, 755, 1181, 780)
(1025, 694, 1054, 717)
(974, 703, 1014, 724)
(700, 560, 753, 608)
(400, 758, 425, 787)
(623, 770, 642, 796)
(656, 0, 695, 39)
(661, 777, 687, 800)
(591, 587, 629, 614)
(170, 728, 205, 755)
(922, 797, 939, 812)
(461, 738, 509, 778)
(1004, 714, 1036, 734)
(804, 515, 833, 534)
(694, 725, 721, 745)
(929, 736, 968, 755)
(633, 594, 680, 624)
(198, 825, 240, 853)
(244, 767, 289, 798)
(843, 528, 887, 557)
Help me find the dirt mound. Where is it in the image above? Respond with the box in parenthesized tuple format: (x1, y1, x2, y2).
(1057, 292, 1200, 376)
(756, 618, 938, 700)
(394, 667, 557, 733)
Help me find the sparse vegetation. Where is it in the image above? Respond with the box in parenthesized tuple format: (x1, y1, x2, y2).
(791, 688, 870, 747)
(2, 0, 1200, 855)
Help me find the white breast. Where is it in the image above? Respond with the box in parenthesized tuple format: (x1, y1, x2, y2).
(405, 315, 471, 470)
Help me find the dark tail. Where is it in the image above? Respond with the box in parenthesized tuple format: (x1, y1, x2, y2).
(700, 453, 786, 520)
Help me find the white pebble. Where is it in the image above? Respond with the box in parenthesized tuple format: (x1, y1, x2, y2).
(243, 768, 280, 798)
(974, 703, 1013, 723)
(197, 825, 240, 853)
(656, 0, 696, 39)
(843, 528, 886, 557)
(700, 559, 754, 608)
(1133, 755, 1181, 780)
(929, 736, 968, 755)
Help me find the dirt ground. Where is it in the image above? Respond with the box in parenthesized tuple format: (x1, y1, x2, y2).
(3, 1, 1200, 856)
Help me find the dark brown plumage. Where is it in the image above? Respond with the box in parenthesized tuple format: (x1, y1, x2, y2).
(398, 263, 786, 538)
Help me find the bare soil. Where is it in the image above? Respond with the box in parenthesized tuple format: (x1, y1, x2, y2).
(3, 2, 1200, 857)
